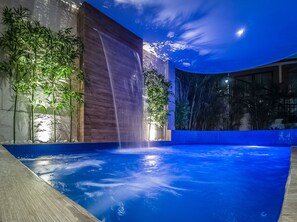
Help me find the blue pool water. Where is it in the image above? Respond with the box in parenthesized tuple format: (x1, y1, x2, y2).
(17, 145, 290, 222)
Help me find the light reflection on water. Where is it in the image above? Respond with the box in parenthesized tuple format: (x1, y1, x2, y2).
(20, 145, 290, 222)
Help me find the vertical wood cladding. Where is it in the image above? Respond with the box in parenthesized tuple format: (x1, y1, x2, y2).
(78, 3, 143, 142)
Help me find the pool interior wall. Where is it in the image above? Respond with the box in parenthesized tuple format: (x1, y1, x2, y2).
(171, 129, 297, 146)
(4, 129, 297, 156)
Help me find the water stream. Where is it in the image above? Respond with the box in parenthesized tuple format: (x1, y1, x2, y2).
(93, 29, 143, 145)
(93, 28, 122, 146)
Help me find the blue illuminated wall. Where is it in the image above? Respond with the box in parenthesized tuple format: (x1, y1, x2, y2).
(171, 130, 297, 146)
(3, 129, 296, 160)
(5, 130, 297, 158)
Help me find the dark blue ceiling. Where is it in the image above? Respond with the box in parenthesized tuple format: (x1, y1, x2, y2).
(85, 0, 297, 74)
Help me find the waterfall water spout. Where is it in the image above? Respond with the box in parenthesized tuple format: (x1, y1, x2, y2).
(93, 28, 121, 147)
(92, 28, 143, 146)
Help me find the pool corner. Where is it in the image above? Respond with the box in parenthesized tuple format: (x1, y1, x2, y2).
(0, 144, 101, 222)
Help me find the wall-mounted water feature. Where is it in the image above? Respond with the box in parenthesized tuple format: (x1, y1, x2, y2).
(94, 29, 143, 145)
(78, 3, 143, 143)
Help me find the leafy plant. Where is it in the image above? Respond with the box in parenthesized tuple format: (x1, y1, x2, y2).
(175, 100, 190, 130)
(144, 69, 172, 140)
(0, 6, 83, 143)
(175, 75, 190, 129)
(0, 6, 31, 143)
(175, 70, 227, 130)
(16, 20, 51, 142)
(40, 28, 83, 142)
(244, 83, 281, 130)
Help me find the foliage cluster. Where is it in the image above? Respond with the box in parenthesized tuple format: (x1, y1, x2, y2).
(175, 71, 226, 130)
(0, 7, 83, 143)
(144, 69, 172, 139)
(175, 69, 297, 131)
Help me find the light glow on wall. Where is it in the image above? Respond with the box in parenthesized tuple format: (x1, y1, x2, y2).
(35, 115, 52, 143)
(149, 124, 156, 141)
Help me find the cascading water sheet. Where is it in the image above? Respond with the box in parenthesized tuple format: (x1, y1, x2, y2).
(99, 32, 144, 144)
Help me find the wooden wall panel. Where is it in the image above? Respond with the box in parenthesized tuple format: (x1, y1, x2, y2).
(78, 3, 143, 142)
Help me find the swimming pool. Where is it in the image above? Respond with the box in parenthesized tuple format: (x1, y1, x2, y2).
(16, 145, 290, 222)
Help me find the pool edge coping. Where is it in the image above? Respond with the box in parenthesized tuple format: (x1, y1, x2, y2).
(0, 144, 101, 222)
(278, 146, 297, 222)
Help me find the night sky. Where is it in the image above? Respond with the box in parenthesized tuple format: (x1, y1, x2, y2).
(85, 0, 297, 74)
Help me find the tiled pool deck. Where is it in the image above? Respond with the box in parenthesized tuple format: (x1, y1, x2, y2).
(0, 144, 100, 222)
(279, 146, 297, 222)
(0, 144, 296, 222)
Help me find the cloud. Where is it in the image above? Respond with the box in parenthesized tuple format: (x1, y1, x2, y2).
(181, 29, 204, 42)
(111, 0, 216, 60)
(143, 42, 161, 58)
(182, 62, 191, 67)
(165, 41, 187, 52)
(167, 31, 175, 38)
(113, 0, 208, 26)
(144, 38, 213, 62)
